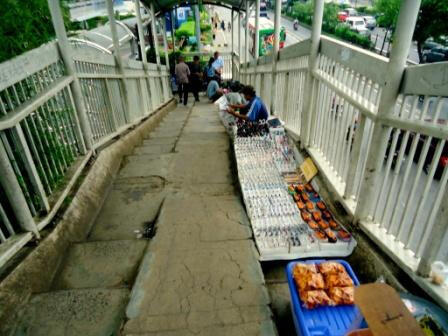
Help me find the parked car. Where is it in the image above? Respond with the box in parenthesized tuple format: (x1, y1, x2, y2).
(345, 16, 371, 37)
(363, 16, 376, 30)
(345, 8, 358, 16)
(422, 41, 443, 52)
(422, 47, 448, 63)
(337, 11, 349, 22)
(386, 119, 448, 180)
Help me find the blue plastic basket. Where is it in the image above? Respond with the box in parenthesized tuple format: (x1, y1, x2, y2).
(286, 259, 363, 336)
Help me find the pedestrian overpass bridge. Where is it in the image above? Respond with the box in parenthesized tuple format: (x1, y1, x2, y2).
(0, 0, 447, 334)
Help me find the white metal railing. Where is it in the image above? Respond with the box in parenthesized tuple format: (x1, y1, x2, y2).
(0, 40, 172, 267)
(238, 34, 448, 308)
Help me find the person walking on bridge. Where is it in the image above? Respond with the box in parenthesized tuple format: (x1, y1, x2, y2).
(175, 55, 190, 106)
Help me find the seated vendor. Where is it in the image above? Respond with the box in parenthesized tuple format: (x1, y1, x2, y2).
(227, 85, 268, 122)
(207, 79, 223, 102)
(225, 81, 246, 105)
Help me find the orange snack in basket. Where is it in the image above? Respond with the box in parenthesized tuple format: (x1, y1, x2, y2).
(301, 211, 311, 222)
(296, 272, 325, 292)
(318, 262, 346, 275)
(312, 211, 322, 221)
(325, 272, 354, 288)
(322, 210, 332, 220)
(293, 194, 301, 202)
(308, 220, 318, 230)
(325, 228, 338, 243)
(300, 290, 333, 309)
(306, 201, 314, 210)
(293, 263, 318, 278)
(295, 184, 305, 193)
(329, 219, 339, 229)
(328, 286, 355, 305)
(338, 229, 351, 241)
(314, 230, 327, 241)
(301, 193, 310, 202)
(317, 201, 326, 210)
(297, 201, 305, 210)
(318, 220, 329, 230)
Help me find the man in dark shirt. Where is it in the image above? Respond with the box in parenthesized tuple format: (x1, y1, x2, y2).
(189, 55, 202, 102)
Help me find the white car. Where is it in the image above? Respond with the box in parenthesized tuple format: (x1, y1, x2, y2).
(345, 17, 371, 37)
(363, 16, 377, 30)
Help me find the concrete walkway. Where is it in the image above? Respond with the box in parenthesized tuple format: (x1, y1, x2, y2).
(15, 101, 276, 335)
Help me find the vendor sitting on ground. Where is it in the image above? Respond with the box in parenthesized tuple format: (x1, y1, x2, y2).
(227, 85, 268, 122)
(207, 79, 223, 102)
(225, 81, 246, 105)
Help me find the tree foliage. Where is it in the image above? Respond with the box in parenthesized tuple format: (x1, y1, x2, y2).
(375, 0, 448, 62)
(0, 0, 55, 63)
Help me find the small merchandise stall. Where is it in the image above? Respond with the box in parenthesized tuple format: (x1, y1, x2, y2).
(222, 113, 356, 261)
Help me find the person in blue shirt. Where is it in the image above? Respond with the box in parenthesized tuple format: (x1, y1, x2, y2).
(205, 57, 217, 83)
(207, 79, 222, 101)
(227, 85, 268, 122)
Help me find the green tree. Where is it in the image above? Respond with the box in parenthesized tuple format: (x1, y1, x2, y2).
(414, 0, 448, 62)
(375, 0, 448, 62)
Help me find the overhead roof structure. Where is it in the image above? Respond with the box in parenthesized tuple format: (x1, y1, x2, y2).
(140, 0, 254, 15)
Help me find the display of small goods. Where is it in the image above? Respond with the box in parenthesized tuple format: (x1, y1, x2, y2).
(288, 182, 353, 244)
(292, 261, 355, 309)
(229, 119, 356, 260)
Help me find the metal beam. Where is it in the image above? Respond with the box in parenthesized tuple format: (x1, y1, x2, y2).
(194, 5, 202, 52)
(150, 2, 161, 65)
(245, 0, 249, 66)
(106, 0, 132, 123)
(134, 0, 148, 64)
(47, 0, 91, 152)
(254, 0, 260, 60)
(269, 0, 282, 114)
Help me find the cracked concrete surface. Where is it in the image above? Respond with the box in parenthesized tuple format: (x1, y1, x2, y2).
(123, 101, 276, 335)
(12, 101, 276, 336)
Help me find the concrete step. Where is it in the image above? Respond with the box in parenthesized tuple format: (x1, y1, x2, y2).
(141, 137, 178, 146)
(119, 154, 174, 180)
(52, 240, 147, 290)
(133, 144, 174, 155)
(14, 288, 129, 336)
(88, 178, 166, 241)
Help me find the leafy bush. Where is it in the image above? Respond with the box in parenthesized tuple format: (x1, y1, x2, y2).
(290, 2, 372, 50)
(334, 25, 372, 49)
(175, 21, 195, 38)
(0, 0, 56, 63)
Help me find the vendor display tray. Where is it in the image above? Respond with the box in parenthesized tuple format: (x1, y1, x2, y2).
(217, 110, 356, 261)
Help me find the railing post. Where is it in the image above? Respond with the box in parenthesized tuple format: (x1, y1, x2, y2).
(231, 9, 234, 78)
(0, 140, 39, 237)
(254, 0, 260, 60)
(134, 0, 148, 64)
(302, 0, 324, 145)
(47, 0, 91, 152)
(269, 0, 281, 114)
(238, 10, 242, 66)
(417, 186, 448, 276)
(161, 17, 171, 101)
(106, 0, 132, 123)
(245, 0, 249, 67)
(150, 2, 161, 66)
(170, 10, 176, 54)
(194, 5, 202, 53)
(134, 0, 158, 111)
(355, 0, 421, 221)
